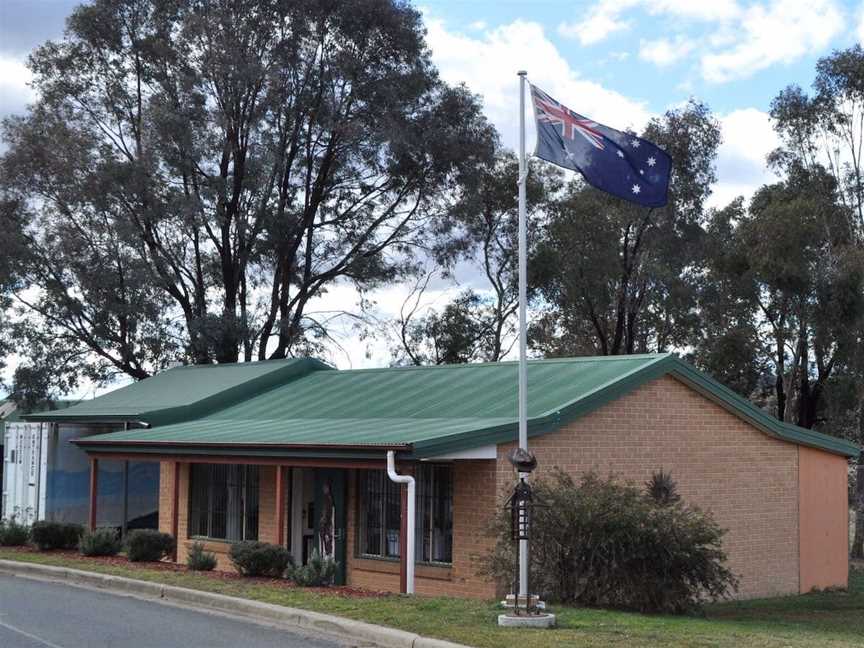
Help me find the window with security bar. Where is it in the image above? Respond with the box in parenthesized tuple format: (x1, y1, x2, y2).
(188, 464, 260, 542)
(355, 465, 453, 564)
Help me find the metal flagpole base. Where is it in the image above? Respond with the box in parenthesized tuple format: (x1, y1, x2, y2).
(501, 593, 546, 610)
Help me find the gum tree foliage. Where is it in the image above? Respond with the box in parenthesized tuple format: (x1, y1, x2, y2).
(702, 167, 864, 428)
(0, 0, 496, 391)
(530, 100, 720, 356)
(688, 199, 768, 399)
(392, 152, 561, 365)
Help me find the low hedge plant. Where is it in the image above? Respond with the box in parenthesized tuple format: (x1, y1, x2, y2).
(79, 528, 122, 557)
(125, 529, 176, 562)
(187, 541, 218, 571)
(229, 541, 293, 577)
(30, 521, 84, 550)
(0, 518, 30, 546)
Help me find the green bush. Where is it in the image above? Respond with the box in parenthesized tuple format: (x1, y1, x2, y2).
(0, 518, 30, 546)
(30, 521, 84, 550)
(186, 541, 218, 571)
(484, 470, 738, 614)
(290, 549, 338, 587)
(78, 528, 121, 557)
(228, 541, 293, 577)
(125, 529, 175, 562)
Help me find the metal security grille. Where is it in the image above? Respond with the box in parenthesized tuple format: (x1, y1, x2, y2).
(356, 466, 453, 564)
(416, 465, 453, 564)
(357, 470, 401, 558)
(188, 464, 259, 542)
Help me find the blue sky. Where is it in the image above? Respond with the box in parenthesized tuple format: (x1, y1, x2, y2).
(1, 0, 863, 380)
(422, 0, 864, 114)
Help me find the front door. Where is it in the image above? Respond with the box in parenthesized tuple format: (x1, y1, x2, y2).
(313, 468, 347, 585)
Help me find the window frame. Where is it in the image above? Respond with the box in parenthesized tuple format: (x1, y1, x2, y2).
(354, 464, 454, 566)
(187, 464, 260, 543)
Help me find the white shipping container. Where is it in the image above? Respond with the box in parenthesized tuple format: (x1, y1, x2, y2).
(1, 422, 49, 524)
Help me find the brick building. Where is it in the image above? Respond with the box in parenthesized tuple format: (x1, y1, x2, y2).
(31, 354, 858, 600)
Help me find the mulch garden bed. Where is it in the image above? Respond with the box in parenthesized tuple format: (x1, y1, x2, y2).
(1, 545, 389, 599)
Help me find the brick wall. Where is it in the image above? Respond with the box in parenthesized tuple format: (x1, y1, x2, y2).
(158, 463, 282, 572)
(155, 373, 817, 600)
(345, 462, 498, 599)
(496, 375, 801, 599)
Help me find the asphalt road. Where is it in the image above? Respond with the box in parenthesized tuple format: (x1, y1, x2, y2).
(0, 574, 348, 648)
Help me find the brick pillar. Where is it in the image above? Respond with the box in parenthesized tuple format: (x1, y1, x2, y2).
(275, 465, 286, 547)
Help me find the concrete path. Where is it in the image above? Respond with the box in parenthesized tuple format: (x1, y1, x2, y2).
(0, 574, 346, 648)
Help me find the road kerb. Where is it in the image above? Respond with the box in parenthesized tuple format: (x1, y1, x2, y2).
(0, 559, 473, 648)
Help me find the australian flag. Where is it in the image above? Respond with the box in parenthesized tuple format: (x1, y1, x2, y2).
(531, 85, 671, 207)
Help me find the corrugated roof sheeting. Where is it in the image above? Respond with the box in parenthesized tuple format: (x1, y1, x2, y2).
(207, 355, 661, 421)
(27, 358, 331, 424)
(70, 354, 860, 459)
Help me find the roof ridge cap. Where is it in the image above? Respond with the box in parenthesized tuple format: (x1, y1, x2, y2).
(333, 353, 672, 374)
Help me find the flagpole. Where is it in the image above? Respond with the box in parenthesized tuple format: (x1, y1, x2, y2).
(516, 69, 529, 604)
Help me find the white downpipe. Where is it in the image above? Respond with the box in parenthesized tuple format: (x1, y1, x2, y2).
(386, 451, 415, 595)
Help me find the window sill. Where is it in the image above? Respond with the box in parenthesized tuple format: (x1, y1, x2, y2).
(352, 556, 452, 581)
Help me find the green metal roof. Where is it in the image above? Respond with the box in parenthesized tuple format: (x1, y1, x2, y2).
(73, 354, 859, 459)
(28, 358, 331, 427)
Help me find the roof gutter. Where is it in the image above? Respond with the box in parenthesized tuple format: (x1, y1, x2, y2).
(69, 438, 409, 451)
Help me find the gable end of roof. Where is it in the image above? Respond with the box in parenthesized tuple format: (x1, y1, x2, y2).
(412, 355, 859, 459)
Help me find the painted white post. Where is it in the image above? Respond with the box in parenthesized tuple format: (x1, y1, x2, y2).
(386, 451, 415, 594)
(516, 70, 529, 602)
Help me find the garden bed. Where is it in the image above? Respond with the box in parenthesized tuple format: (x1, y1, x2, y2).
(0, 545, 386, 598)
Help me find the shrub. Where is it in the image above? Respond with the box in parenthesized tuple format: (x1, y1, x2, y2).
(483, 470, 738, 614)
(646, 469, 682, 506)
(30, 521, 84, 550)
(125, 529, 175, 562)
(187, 541, 218, 571)
(0, 518, 30, 546)
(290, 549, 338, 587)
(78, 528, 122, 557)
(228, 541, 293, 577)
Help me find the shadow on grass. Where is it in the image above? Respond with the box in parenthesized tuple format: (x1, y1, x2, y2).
(701, 569, 864, 640)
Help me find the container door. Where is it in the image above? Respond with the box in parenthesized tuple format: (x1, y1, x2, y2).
(1, 424, 14, 519)
(313, 468, 347, 585)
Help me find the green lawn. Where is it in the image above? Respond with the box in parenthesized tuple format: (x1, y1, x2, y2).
(1, 549, 862, 648)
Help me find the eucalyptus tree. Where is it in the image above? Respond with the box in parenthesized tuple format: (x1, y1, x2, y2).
(0, 0, 496, 387)
(689, 199, 767, 400)
(392, 152, 561, 365)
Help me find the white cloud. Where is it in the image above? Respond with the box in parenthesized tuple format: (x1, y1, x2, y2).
(858, 8, 864, 44)
(649, 0, 741, 21)
(424, 17, 651, 151)
(700, 0, 844, 82)
(560, 0, 843, 84)
(559, 11, 631, 45)
(0, 55, 34, 120)
(558, 0, 637, 45)
(639, 37, 696, 66)
(559, 0, 740, 46)
(707, 108, 780, 208)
